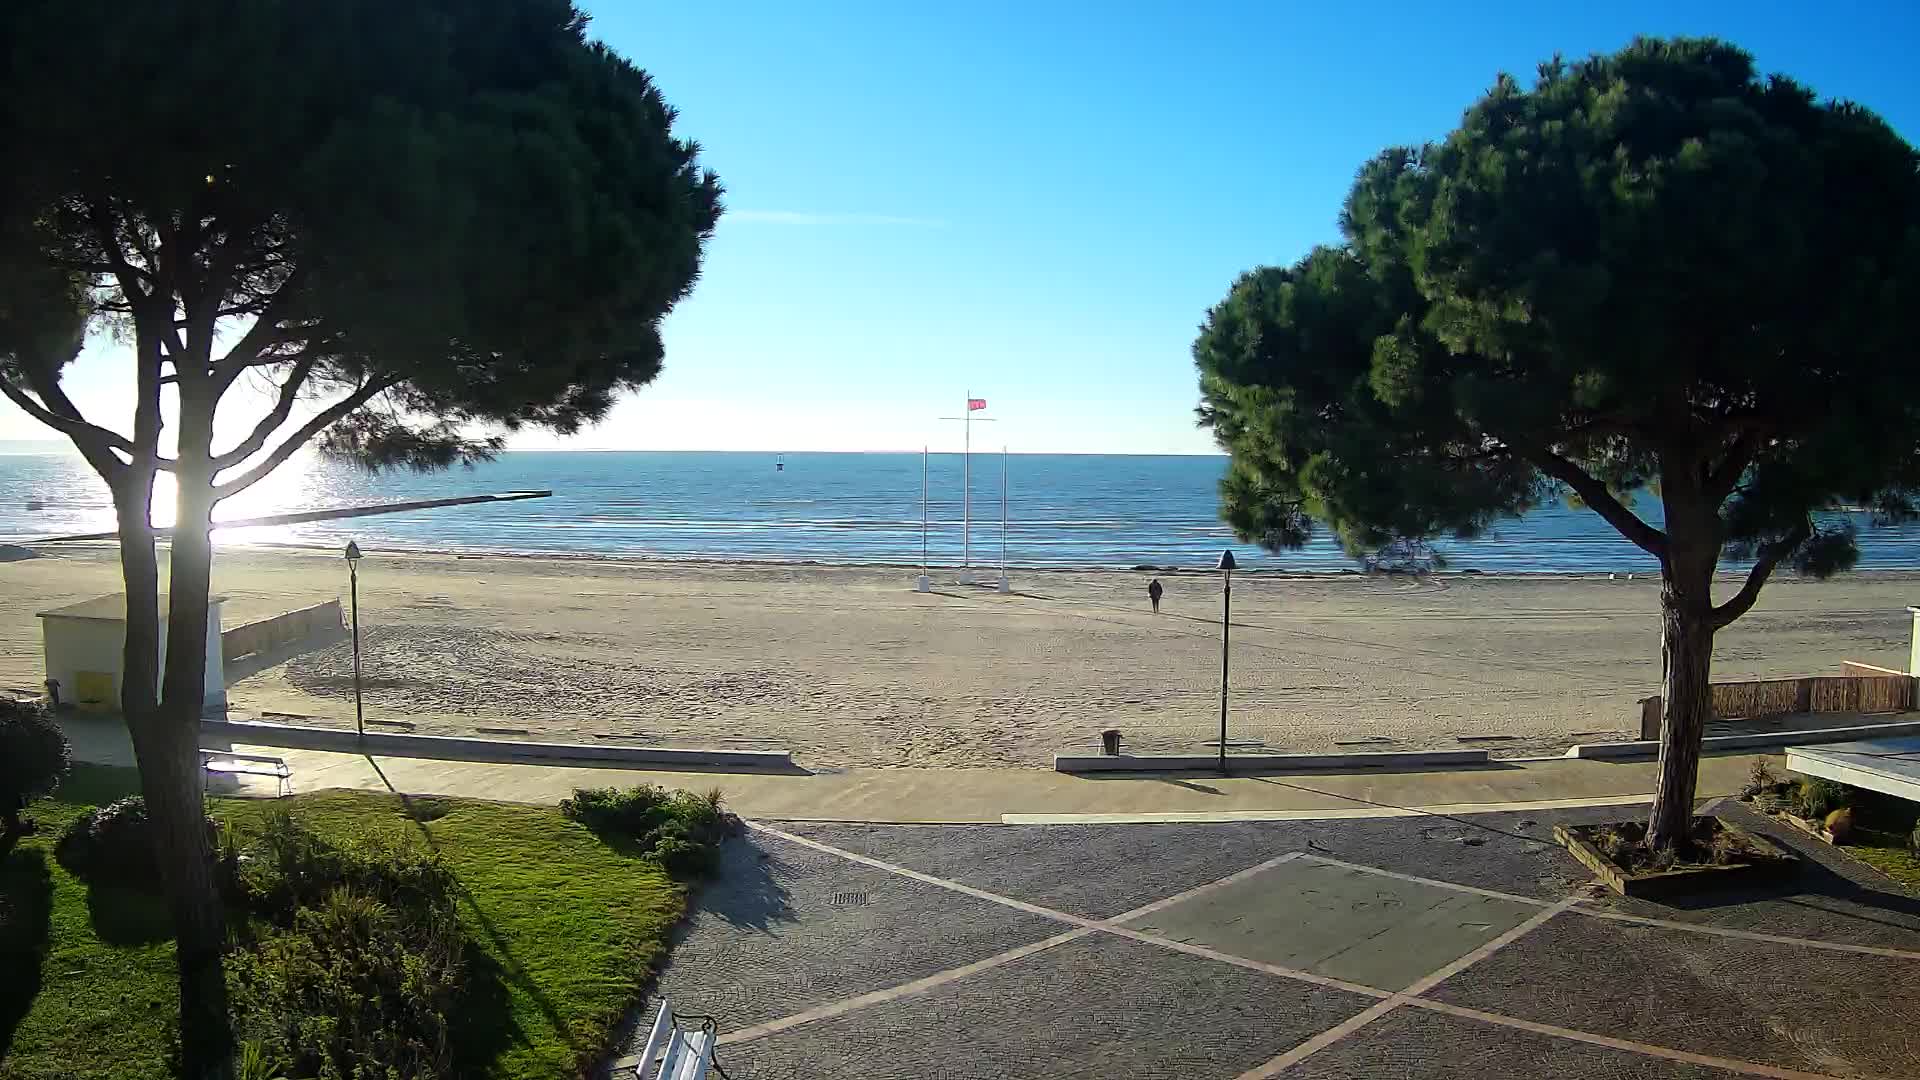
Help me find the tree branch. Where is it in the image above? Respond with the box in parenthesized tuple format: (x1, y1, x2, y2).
(0, 374, 145, 481)
(1524, 448, 1670, 558)
(210, 268, 306, 392)
(0, 377, 130, 453)
(1711, 520, 1810, 629)
(212, 357, 316, 468)
(85, 200, 154, 302)
(1706, 428, 1763, 501)
(214, 376, 398, 499)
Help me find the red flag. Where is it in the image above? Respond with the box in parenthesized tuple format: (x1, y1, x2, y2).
(967, 398, 987, 411)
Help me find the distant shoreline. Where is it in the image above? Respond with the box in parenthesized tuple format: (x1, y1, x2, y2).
(28, 537, 1920, 583)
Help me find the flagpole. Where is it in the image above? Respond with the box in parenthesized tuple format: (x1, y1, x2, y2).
(997, 444, 1011, 593)
(916, 446, 931, 592)
(961, 391, 972, 584)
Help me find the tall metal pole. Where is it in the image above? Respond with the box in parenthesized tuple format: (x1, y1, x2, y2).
(350, 561, 364, 740)
(962, 391, 972, 578)
(921, 445, 929, 576)
(1000, 445, 1009, 578)
(1219, 566, 1231, 776)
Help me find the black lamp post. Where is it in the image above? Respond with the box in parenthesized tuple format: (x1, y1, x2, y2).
(1216, 548, 1236, 776)
(344, 541, 364, 740)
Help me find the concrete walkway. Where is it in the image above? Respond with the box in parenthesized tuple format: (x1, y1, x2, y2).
(612, 802, 1920, 1078)
(63, 714, 1766, 824)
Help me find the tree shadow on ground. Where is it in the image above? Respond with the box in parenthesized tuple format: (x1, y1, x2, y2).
(0, 842, 53, 1059)
(363, 759, 581, 1066)
(447, 939, 522, 1078)
(83, 881, 173, 946)
(704, 836, 795, 934)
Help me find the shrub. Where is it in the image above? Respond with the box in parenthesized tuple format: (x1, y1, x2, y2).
(226, 816, 466, 1080)
(229, 889, 463, 1080)
(54, 797, 217, 885)
(1909, 820, 1920, 855)
(231, 811, 456, 925)
(1795, 778, 1849, 821)
(0, 697, 70, 832)
(1742, 758, 1780, 799)
(560, 785, 739, 875)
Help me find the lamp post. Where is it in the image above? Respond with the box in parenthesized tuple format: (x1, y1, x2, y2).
(344, 541, 364, 740)
(1216, 549, 1236, 776)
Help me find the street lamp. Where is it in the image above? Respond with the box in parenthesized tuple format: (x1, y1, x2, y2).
(344, 541, 364, 740)
(1216, 548, 1236, 776)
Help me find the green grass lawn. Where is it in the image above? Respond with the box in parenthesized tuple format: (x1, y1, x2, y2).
(1845, 827, 1920, 890)
(0, 765, 688, 1080)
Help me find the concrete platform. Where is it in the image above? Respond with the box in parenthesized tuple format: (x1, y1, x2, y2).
(1054, 749, 1492, 773)
(1787, 734, 1920, 802)
(1568, 716, 1920, 759)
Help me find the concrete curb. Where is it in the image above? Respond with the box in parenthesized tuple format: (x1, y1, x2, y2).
(1053, 749, 1492, 774)
(199, 718, 794, 770)
(1565, 718, 1920, 760)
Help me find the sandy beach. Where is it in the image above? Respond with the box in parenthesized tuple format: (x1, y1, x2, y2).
(1, 545, 1913, 767)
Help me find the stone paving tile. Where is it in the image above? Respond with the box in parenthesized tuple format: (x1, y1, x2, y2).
(1578, 800, 1920, 953)
(1428, 910, 1920, 1078)
(712, 931, 1378, 1080)
(773, 819, 1307, 919)
(774, 806, 1616, 919)
(1123, 858, 1539, 991)
(1285, 1006, 1748, 1079)
(621, 831, 1063, 1044)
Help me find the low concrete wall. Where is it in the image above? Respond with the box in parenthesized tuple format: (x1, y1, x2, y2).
(199, 717, 794, 771)
(1568, 717, 1920, 760)
(1054, 749, 1492, 774)
(222, 601, 345, 662)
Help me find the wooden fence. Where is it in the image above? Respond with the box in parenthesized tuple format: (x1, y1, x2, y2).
(1637, 664, 1917, 739)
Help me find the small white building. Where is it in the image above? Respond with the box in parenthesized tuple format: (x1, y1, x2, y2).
(38, 593, 226, 714)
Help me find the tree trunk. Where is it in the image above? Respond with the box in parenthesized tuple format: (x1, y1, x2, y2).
(1647, 583, 1715, 849)
(1646, 476, 1722, 853)
(152, 395, 235, 1080)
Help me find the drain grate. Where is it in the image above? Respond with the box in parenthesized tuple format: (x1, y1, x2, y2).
(827, 890, 870, 908)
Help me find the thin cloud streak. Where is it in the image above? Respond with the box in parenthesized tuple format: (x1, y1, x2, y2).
(727, 209, 947, 227)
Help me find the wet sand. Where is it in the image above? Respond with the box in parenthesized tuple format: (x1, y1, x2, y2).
(1, 545, 1911, 767)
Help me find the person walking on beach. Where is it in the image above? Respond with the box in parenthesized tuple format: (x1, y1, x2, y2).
(1147, 577, 1164, 614)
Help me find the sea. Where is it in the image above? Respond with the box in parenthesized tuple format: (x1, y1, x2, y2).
(3, 448, 1920, 573)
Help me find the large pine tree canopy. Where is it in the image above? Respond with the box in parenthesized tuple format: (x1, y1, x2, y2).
(0, 0, 722, 480)
(1196, 37, 1920, 601)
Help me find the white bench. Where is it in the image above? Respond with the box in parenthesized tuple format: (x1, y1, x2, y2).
(633, 1002, 714, 1080)
(200, 750, 292, 797)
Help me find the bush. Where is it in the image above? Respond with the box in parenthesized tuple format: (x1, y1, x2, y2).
(1795, 778, 1849, 821)
(560, 785, 739, 875)
(54, 797, 217, 886)
(232, 810, 455, 923)
(226, 816, 466, 1080)
(0, 697, 70, 832)
(228, 889, 463, 1080)
(1909, 820, 1920, 855)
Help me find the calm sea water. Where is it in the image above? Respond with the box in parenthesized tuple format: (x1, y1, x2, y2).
(2, 448, 1919, 572)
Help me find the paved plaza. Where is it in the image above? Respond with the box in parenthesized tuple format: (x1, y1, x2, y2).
(616, 800, 1920, 1079)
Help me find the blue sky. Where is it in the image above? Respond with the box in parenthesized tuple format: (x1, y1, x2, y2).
(7, 1, 1919, 455)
